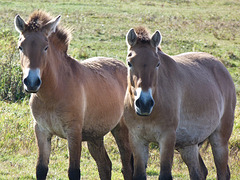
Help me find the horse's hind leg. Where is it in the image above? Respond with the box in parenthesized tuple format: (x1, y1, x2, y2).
(209, 130, 232, 180)
(208, 109, 234, 180)
(178, 145, 206, 180)
(209, 133, 230, 180)
(87, 138, 112, 180)
(111, 118, 133, 180)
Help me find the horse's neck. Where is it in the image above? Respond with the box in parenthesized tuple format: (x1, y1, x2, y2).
(158, 51, 178, 75)
(156, 51, 180, 96)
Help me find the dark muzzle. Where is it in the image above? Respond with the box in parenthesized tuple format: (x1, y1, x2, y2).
(134, 88, 155, 116)
(23, 68, 42, 93)
(24, 76, 42, 93)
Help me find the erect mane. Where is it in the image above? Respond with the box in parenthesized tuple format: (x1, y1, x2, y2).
(134, 26, 162, 50)
(25, 10, 71, 53)
(134, 26, 151, 43)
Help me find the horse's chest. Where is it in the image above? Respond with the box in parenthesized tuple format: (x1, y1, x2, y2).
(130, 122, 161, 142)
(32, 109, 67, 138)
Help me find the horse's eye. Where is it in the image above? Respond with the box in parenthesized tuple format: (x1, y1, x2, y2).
(19, 46, 23, 51)
(44, 46, 48, 51)
(128, 61, 132, 68)
(156, 62, 160, 68)
(128, 52, 132, 57)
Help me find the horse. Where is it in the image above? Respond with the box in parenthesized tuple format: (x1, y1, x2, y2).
(14, 10, 133, 180)
(123, 27, 236, 180)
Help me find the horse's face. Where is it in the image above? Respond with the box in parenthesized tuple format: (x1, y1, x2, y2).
(14, 15, 60, 93)
(17, 31, 48, 93)
(126, 28, 162, 116)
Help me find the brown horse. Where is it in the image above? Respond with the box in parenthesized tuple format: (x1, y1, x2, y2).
(124, 27, 236, 180)
(14, 11, 133, 180)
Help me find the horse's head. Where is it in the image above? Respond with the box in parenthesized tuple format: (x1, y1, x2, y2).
(126, 27, 162, 116)
(14, 13, 61, 93)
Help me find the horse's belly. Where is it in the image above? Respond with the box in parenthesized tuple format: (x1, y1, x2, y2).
(176, 127, 205, 147)
(82, 113, 122, 141)
(82, 129, 107, 141)
(81, 97, 124, 140)
(32, 102, 122, 141)
(175, 116, 221, 148)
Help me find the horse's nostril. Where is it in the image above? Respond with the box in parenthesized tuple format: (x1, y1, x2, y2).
(23, 78, 29, 86)
(150, 99, 155, 107)
(135, 99, 141, 108)
(36, 78, 42, 87)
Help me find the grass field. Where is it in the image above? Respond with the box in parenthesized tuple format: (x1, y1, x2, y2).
(0, 0, 240, 179)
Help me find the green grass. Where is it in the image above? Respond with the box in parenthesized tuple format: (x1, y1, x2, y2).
(0, 0, 240, 179)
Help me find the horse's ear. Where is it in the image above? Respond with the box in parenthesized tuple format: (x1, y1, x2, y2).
(43, 15, 61, 37)
(150, 30, 162, 48)
(126, 28, 137, 47)
(14, 15, 26, 33)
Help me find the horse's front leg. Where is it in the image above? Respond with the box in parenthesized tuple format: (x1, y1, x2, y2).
(158, 129, 176, 180)
(130, 134, 149, 180)
(67, 124, 82, 180)
(35, 123, 52, 180)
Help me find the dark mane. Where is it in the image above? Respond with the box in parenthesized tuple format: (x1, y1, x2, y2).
(134, 26, 151, 43)
(25, 10, 71, 53)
